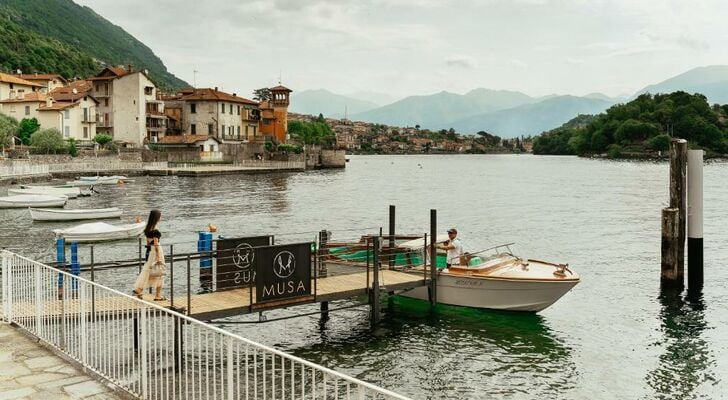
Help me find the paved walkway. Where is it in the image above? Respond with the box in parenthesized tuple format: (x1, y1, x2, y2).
(0, 323, 123, 400)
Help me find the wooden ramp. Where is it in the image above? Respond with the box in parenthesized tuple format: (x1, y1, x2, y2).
(12, 270, 428, 321)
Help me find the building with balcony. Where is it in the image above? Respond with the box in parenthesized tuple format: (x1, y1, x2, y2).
(259, 85, 292, 144)
(88, 66, 166, 146)
(163, 87, 258, 143)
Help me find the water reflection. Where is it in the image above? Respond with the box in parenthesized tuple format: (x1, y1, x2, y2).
(646, 287, 716, 399)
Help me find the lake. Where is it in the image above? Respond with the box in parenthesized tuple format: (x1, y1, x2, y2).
(1, 154, 726, 399)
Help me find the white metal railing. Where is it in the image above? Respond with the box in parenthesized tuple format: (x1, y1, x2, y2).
(47, 161, 144, 173)
(0, 251, 407, 400)
(169, 160, 305, 171)
(0, 163, 50, 177)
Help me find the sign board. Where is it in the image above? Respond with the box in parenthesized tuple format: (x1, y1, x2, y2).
(215, 236, 273, 290)
(255, 242, 312, 304)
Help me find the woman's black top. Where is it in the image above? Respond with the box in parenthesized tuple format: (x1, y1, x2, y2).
(144, 229, 161, 261)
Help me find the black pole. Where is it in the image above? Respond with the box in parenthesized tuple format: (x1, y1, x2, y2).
(133, 315, 139, 351)
(90, 246, 95, 315)
(170, 244, 174, 309)
(186, 255, 191, 316)
(173, 316, 182, 372)
(388, 205, 395, 269)
(371, 235, 381, 323)
(429, 209, 437, 306)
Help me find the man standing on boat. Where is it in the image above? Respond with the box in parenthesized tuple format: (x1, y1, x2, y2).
(440, 228, 464, 268)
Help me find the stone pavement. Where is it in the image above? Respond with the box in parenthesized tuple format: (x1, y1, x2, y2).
(0, 323, 123, 400)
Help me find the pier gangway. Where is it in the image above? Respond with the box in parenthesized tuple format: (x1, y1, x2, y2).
(1, 250, 410, 399)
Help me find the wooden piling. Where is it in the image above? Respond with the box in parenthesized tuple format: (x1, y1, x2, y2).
(687, 149, 704, 291)
(661, 208, 681, 286)
(669, 139, 687, 281)
(429, 209, 437, 306)
(371, 235, 381, 323)
(388, 205, 395, 269)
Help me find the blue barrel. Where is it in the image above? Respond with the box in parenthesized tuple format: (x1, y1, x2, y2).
(70, 242, 80, 290)
(198, 231, 213, 270)
(56, 238, 65, 288)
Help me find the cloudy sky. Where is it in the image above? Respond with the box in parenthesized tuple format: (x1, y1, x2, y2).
(76, 0, 727, 101)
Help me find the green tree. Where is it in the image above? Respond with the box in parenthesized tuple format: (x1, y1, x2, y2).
(67, 138, 78, 157)
(288, 120, 336, 147)
(0, 113, 19, 150)
(18, 118, 40, 145)
(31, 128, 66, 153)
(648, 134, 671, 151)
(253, 88, 271, 102)
(93, 134, 113, 146)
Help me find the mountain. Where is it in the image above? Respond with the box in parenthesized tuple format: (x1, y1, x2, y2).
(346, 91, 398, 106)
(351, 89, 536, 128)
(290, 89, 379, 118)
(449, 95, 614, 137)
(583, 92, 625, 102)
(635, 65, 728, 104)
(0, 0, 188, 90)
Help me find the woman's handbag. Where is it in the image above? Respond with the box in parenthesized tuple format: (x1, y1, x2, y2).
(149, 260, 167, 278)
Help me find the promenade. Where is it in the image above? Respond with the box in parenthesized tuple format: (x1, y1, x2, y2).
(0, 323, 122, 400)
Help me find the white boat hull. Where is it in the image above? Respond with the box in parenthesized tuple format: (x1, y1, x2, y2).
(400, 273, 579, 312)
(10, 187, 80, 198)
(30, 207, 123, 221)
(54, 222, 145, 242)
(0, 195, 67, 208)
(78, 176, 127, 184)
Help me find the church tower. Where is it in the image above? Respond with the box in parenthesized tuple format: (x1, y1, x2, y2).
(270, 85, 292, 143)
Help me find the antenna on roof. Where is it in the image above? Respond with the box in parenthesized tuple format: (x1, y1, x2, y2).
(278, 69, 282, 85)
(193, 69, 198, 88)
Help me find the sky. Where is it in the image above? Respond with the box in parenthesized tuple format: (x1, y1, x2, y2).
(75, 0, 728, 102)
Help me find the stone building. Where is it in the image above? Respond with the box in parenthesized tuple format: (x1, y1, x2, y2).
(259, 85, 292, 143)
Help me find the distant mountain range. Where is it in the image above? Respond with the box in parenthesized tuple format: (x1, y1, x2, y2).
(292, 65, 728, 138)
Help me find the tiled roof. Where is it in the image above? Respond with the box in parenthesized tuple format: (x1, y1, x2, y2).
(52, 80, 93, 96)
(179, 88, 259, 105)
(88, 66, 131, 81)
(269, 85, 292, 92)
(0, 92, 49, 103)
(14, 74, 68, 84)
(38, 102, 77, 111)
(158, 135, 220, 145)
(0, 72, 44, 87)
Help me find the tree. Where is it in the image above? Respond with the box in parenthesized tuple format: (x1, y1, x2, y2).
(93, 134, 113, 146)
(288, 120, 336, 147)
(0, 113, 19, 150)
(316, 113, 325, 123)
(31, 128, 66, 153)
(67, 138, 78, 157)
(253, 88, 271, 102)
(648, 134, 671, 152)
(18, 118, 40, 145)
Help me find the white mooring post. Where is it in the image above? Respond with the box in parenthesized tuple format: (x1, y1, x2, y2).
(687, 149, 704, 290)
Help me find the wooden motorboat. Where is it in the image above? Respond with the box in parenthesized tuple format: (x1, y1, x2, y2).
(53, 221, 145, 242)
(10, 186, 81, 199)
(0, 194, 67, 208)
(30, 207, 123, 221)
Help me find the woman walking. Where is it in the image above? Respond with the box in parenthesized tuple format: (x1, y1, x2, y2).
(133, 209, 167, 301)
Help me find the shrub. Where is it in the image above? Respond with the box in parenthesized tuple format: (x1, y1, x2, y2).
(18, 118, 40, 145)
(264, 141, 276, 152)
(93, 133, 113, 146)
(67, 138, 78, 157)
(31, 128, 66, 153)
(607, 144, 622, 158)
(0, 113, 18, 149)
(648, 134, 671, 152)
(276, 143, 303, 154)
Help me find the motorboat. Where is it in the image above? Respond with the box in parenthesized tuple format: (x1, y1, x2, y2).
(77, 175, 131, 184)
(10, 186, 81, 199)
(53, 221, 145, 242)
(324, 237, 579, 312)
(0, 194, 67, 208)
(30, 207, 123, 221)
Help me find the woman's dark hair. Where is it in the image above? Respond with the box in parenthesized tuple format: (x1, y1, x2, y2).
(145, 209, 161, 234)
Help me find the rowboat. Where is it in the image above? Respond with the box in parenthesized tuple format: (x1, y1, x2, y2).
(53, 221, 145, 242)
(77, 175, 131, 184)
(0, 194, 67, 208)
(30, 207, 123, 221)
(10, 186, 81, 199)
(324, 237, 579, 312)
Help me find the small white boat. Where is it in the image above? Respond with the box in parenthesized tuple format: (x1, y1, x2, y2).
(0, 194, 67, 208)
(400, 247, 580, 312)
(67, 180, 96, 187)
(53, 221, 145, 242)
(78, 175, 130, 184)
(11, 186, 81, 199)
(30, 207, 123, 221)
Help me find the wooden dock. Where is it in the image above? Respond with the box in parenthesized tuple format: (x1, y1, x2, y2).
(11, 269, 428, 321)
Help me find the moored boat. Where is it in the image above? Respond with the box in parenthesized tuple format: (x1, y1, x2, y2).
(77, 175, 131, 184)
(0, 194, 67, 208)
(10, 186, 81, 198)
(53, 221, 145, 242)
(30, 207, 123, 221)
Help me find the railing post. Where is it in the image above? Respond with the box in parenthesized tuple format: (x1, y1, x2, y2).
(79, 283, 87, 364)
(227, 336, 234, 400)
(170, 244, 175, 309)
(34, 263, 41, 335)
(2, 252, 12, 322)
(140, 307, 148, 399)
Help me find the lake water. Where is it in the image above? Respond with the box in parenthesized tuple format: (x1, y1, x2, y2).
(1, 154, 727, 399)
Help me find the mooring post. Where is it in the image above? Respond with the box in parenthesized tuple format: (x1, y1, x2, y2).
(56, 238, 65, 300)
(169, 244, 175, 309)
(318, 230, 329, 277)
(661, 208, 680, 285)
(429, 209, 437, 306)
(687, 149, 704, 291)
(320, 301, 329, 316)
(371, 235, 381, 323)
(388, 205, 395, 269)
(668, 138, 687, 282)
(70, 242, 79, 291)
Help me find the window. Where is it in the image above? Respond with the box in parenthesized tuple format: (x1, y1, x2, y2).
(24, 106, 30, 116)
(83, 108, 88, 121)
(191, 124, 196, 134)
(64, 126, 70, 137)
(237, 105, 240, 115)
(83, 127, 88, 138)
(9, 83, 14, 89)
(221, 103, 225, 114)
(237, 126, 240, 136)
(221, 125, 225, 136)
(104, 98, 109, 107)
(190, 103, 196, 114)
(208, 124, 213, 134)
(64, 110, 70, 119)
(229, 104, 233, 114)
(144, 86, 153, 95)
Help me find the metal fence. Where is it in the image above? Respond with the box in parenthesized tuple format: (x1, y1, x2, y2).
(0, 163, 50, 177)
(167, 160, 305, 171)
(0, 161, 169, 177)
(1, 251, 408, 400)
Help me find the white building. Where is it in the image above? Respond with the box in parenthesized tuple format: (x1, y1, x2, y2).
(0, 72, 42, 102)
(88, 66, 166, 146)
(14, 74, 68, 93)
